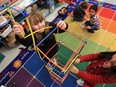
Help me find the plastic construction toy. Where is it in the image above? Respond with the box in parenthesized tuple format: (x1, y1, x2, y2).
(44, 29, 86, 85)
(5, 4, 86, 85)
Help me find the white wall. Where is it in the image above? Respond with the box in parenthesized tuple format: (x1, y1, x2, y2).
(97, 0, 116, 5)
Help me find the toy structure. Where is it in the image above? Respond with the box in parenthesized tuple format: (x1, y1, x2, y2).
(5, 5, 86, 85)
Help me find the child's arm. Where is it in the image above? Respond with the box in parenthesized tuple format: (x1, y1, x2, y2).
(79, 53, 101, 62)
(57, 20, 68, 30)
(87, 25, 98, 30)
(70, 65, 116, 85)
(13, 22, 36, 46)
(13, 22, 25, 38)
(77, 70, 116, 85)
(49, 20, 68, 33)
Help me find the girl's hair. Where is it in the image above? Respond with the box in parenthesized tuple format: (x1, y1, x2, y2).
(80, 2, 88, 9)
(28, 11, 45, 25)
(99, 51, 116, 73)
(27, 11, 51, 44)
(89, 5, 98, 12)
(99, 51, 116, 59)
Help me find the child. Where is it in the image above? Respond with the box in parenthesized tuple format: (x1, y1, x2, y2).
(13, 11, 68, 63)
(73, 2, 88, 22)
(84, 5, 101, 33)
(70, 51, 116, 87)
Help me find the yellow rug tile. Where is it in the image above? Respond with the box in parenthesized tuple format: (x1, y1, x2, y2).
(100, 32, 116, 50)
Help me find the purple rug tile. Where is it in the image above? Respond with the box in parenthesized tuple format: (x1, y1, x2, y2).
(28, 79, 44, 87)
(7, 68, 33, 87)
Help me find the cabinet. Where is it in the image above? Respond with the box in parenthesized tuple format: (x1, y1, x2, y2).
(0, 0, 55, 47)
(48, 0, 55, 13)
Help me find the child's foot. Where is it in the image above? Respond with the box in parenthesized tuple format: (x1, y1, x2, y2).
(80, 23, 86, 29)
(87, 29, 94, 33)
(76, 79, 84, 86)
(71, 17, 74, 22)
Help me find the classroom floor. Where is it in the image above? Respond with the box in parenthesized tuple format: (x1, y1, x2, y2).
(0, 0, 116, 87)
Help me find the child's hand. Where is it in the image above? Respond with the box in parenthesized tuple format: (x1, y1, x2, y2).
(74, 58, 81, 64)
(13, 22, 25, 37)
(70, 65, 79, 74)
(86, 26, 91, 29)
(57, 20, 67, 30)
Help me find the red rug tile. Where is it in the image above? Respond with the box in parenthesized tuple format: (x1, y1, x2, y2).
(113, 13, 116, 21)
(100, 8, 115, 19)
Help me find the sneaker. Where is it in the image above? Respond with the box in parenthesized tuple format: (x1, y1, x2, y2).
(71, 17, 74, 22)
(76, 79, 84, 86)
(87, 29, 94, 33)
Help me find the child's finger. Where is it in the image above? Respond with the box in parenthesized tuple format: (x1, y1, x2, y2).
(59, 22, 64, 28)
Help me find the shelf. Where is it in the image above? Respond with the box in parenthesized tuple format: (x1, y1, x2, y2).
(0, 0, 38, 28)
(0, 0, 9, 6)
(0, 0, 19, 14)
(0, 0, 52, 39)
(0, 20, 10, 28)
(40, 8, 50, 17)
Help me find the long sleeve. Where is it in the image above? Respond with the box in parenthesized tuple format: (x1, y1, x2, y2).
(15, 21, 68, 47)
(16, 32, 37, 46)
(49, 22, 68, 33)
(80, 53, 100, 62)
(77, 70, 116, 85)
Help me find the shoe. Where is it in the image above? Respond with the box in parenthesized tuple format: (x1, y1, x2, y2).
(87, 29, 94, 33)
(76, 79, 84, 86)
(71, 17, 74, 22)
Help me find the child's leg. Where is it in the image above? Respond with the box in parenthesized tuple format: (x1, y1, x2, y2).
(90, 25, 98, 30)
(84, 21, 94, 33)
(88, 25, 98, 33)
(85, 22, 98, 33)
(87, 29, 94, 33)
(85, 21, 93, 26)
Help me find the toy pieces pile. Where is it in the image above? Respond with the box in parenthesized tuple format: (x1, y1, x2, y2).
(58, 7, 69, 16)
(0, 16, 5, 24)
(0, 15, 8, 26)
(5, 31, 16, 47)
(3, 12, 11, 20)
(0, 24, 9, 34)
